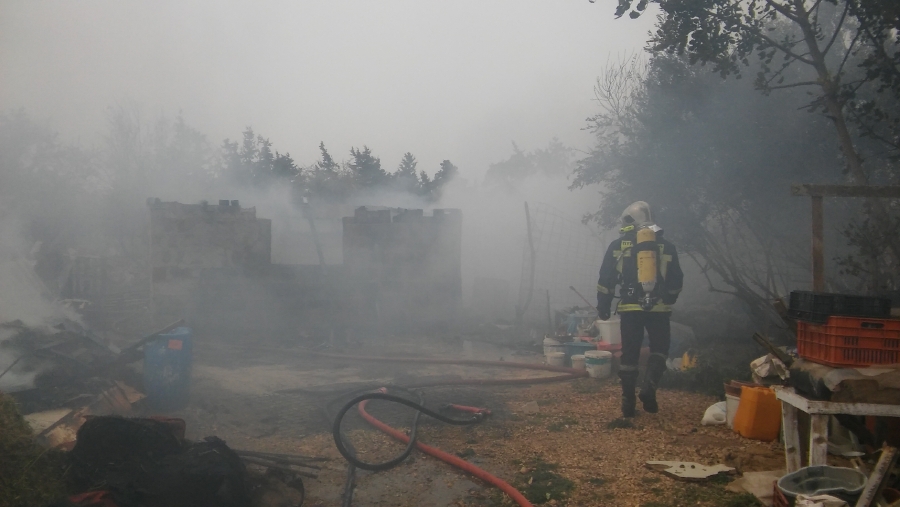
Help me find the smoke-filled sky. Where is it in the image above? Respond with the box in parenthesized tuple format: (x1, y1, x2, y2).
(1, 0, 654, 179)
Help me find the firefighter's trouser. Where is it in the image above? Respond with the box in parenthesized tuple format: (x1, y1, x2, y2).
(618, 311, 671, 373)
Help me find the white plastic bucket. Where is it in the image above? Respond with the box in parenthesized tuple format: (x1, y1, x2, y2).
(571, 354, 586, 370)
(543, 337, 564, 357)
(584, 350, 612, 379)
(546, 351, 566, 367)
(725, 393, 740, 429)
(596, 317, 621, 345)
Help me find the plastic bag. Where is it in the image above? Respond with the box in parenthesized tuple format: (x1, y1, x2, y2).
(795, 494, 848, 507)
(701, 401, 727, 425)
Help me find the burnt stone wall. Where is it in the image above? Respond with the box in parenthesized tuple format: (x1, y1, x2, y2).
(148, 200, 271, 281)
(342, 207, 462, 329)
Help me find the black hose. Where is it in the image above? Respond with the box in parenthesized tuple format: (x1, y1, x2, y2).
(340, 460, 356, 507)
(332, 391, 483, 472)
(323, 385, 424, 505)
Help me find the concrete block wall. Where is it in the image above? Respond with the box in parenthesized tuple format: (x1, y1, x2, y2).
(148, 199, 271, 280)
(342, 206, 462, 328)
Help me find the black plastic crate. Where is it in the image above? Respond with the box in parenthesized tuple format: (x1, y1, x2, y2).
(788, 291, 892, 323)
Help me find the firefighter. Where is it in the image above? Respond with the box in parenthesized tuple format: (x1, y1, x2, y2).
(596, 202, 683, 418)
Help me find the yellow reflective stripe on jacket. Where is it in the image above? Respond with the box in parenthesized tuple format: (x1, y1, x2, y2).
(614, 240, 633, 274)
(597, 284, 611, 295)
(617, 303, 672, 312)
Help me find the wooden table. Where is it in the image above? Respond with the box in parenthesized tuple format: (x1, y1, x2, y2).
(773, 386, 900, 473)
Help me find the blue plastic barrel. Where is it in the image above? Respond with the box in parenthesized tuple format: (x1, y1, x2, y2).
(143, 327, 193, 410)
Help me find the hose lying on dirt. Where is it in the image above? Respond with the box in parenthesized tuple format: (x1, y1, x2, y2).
(276, 349, 587, 396)
(304, 349, 586, 374)
(309, 349, 586, 507)
(334, 388, 535, 507)
(332, 391, 483, 472)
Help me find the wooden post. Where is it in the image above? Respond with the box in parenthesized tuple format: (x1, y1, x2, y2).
(546, 289, 552, 334)
(792, 184, 900, 292)
(809, 414, 830, 466)
(516, 202, 536, 327)
(811, 196, 825, 292)
(781, 403, 802, 473)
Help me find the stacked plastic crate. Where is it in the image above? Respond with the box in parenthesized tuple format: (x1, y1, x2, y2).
(789, 291, 899, 367)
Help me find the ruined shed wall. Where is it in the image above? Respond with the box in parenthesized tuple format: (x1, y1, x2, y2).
(148, 200, 271, 280)
(342, 207, 462, 327)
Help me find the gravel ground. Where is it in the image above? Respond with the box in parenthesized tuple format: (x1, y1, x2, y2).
(233, 379, 786, 507)
(165, 336, 788, 507)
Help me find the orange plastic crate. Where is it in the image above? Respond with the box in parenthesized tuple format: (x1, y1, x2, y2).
(797, 316, 900, 367)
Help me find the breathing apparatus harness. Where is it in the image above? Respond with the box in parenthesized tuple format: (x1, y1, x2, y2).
(617, 223, 661, 311)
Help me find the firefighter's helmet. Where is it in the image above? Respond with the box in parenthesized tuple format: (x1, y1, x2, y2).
(620, 201, 652, 227)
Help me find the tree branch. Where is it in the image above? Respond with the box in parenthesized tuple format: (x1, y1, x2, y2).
(755, 32, 816, 65)
(764, 59, 799, 87)
(836, 29, 862, 78)
(821, 0, 850, 57)
(764, 0, 800, 23)
(766, 80, 821, 90)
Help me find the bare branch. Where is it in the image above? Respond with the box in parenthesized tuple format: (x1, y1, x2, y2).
(685, 252, 740, 297)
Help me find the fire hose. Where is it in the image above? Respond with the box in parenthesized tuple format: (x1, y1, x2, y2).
(332, 391, 483, 472)
(333, 389, 535, 507)
(322, 352, 590, 507)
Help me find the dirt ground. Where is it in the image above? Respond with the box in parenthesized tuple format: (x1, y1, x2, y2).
(154, 335, 787, 507)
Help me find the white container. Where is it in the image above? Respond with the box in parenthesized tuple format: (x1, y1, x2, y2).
(571, 354, 586, 370)
(596, 316, 621, 345)
(725, 393, 740, 429)
(546, 351, 566, 367)
(584, 350, 612, 379)
(543, 337, 564, 357)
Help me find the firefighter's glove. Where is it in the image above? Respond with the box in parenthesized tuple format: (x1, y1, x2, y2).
(597, 292, 612, 320)
(597, 294, 613, 321)
(597, 304, 611, 321)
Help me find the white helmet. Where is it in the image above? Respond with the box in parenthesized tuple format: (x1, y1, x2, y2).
(620, 201, 652, 227)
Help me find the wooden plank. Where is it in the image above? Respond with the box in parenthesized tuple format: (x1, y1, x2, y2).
(854, 446, 898, 507)
(792, 184, 900, 198)
(809, 414, 830, 466)
(803, 399, 900, 417)
(811, 195, 825, 292)
(781, 402, 802, 473)
(774, 387, 900, 417)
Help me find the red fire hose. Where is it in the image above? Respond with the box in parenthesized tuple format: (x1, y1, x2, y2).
(312, 348, 588, 507)
(306, 350, 587, 376)
(357, 392, 534, 507)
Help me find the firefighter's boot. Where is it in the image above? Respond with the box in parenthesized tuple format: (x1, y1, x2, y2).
(619, 369, 639, 418)
(639, 353, 667, 414)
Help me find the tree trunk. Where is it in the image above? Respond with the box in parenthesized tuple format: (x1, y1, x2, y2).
(793, 0, 868, 185)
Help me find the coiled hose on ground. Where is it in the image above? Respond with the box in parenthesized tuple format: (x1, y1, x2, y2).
(332, 388, 535, 507)
(322, 351, 589, 507)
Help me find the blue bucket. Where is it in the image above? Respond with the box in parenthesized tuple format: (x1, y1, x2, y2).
(143, 327, 193, 410)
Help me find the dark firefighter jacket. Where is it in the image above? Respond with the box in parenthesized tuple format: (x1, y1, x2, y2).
(596, 225, 684, 312)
